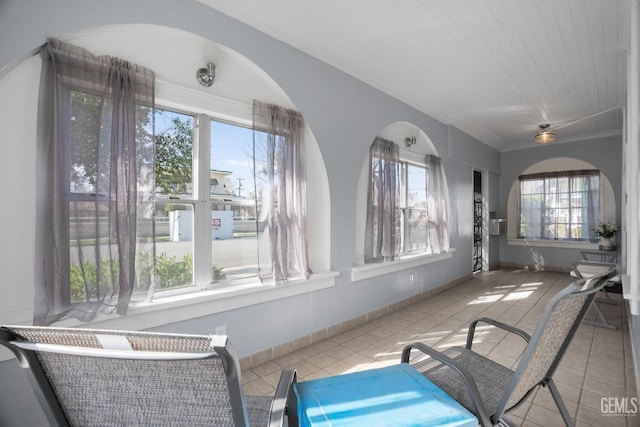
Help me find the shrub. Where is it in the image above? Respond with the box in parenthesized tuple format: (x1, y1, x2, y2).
(70, 253, 227, 302)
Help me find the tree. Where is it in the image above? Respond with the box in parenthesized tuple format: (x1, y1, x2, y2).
(69, 91, 155, 193)
(155, 114, 193, 195)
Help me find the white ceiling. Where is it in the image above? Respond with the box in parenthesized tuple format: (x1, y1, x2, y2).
(199, 0, 630, 151)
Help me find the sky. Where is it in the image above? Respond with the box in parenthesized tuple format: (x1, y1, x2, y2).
(155, 109, 256, 199)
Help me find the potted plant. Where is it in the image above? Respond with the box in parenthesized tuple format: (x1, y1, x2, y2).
(594, 220, 618, 250)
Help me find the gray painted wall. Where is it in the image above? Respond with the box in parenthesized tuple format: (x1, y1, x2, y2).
(1, 1, 629, 426)
(0, 1, 503, 425)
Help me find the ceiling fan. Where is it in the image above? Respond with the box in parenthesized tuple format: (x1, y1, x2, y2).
(534, 124, 555, 144)
(532, 107, 622, 144)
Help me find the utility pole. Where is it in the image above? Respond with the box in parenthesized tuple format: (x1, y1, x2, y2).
(236, 178, 244, 197)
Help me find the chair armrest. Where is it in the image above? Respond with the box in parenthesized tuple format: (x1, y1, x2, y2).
(571, 261, 618, 280)
(401, 342, 491, 427)
(269, 367, 298, 427)
(466, 317, 531, 350)
(580, 250, 617, 263)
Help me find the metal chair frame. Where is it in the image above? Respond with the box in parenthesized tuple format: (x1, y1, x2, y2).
(0, 326, 297, 427)
(402, 269, 617, 427)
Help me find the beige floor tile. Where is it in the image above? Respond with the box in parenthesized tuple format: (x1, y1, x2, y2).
(583, 376, 626, 398)
(554, 369, 586, 390)
(323, 359, 354, 376)
(308, 337, 339, 353)
(580, 389, 612, 411)
(509, 396, 534, 419)
(305, 351, 339, 369)
(533, 387, 578, 418)
(243, 377, 275, 396)
(586, 365, 627, 389)
(251, 360, 282, 377)
(577, 404, 629, 427)
(273, 351, 304, 368)
(324, 343, 355, 360)
(291, 359, 324, 380)
(554, 381, 582, 403)
(242, 269, 635, 427)
(525, 402, 570, 426)
(302, 368, 333, 381)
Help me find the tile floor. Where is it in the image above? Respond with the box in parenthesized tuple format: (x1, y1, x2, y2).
(242, 268, 637, 427)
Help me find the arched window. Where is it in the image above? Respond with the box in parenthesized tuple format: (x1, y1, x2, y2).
(353, 122, 452, 280)
(29, 25, 333, 324)
(507, 158, 616, 246)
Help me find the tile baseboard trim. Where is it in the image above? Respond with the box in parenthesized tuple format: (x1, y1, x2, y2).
(499, 262, 571, 274)
(239, 272, 473, 370)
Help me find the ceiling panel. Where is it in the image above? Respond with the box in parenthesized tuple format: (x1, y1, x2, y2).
(199, 0, 629, 151)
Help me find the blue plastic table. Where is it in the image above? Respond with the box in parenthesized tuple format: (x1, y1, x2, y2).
(294, 363, 478, 426)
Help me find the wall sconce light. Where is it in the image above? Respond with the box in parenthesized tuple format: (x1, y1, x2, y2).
(196, 62, 216, 87)
(534, 124, 556, 144)
(404, 136, 417, 148)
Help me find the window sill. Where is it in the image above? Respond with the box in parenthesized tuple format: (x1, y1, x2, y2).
(350, 249, 455, 282)
(50, 272, 340, 331)
(0, 273, 338, 362)
(507, 239, 599, 250)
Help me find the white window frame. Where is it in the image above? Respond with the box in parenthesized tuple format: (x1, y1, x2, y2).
(397, 151, 429, 257)
(506, 159, 616, 250)
(54, 67, 339, 324)
(516, 170, 600, 242)
(56, 92, 338, 328)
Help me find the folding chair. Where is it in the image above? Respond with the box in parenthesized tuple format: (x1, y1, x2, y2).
(402, 268, 617, 427)
(571, 259, 620, 329)
(0, 326, 297, 427)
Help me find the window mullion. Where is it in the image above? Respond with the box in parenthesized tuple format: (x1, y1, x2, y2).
(400, 163, 408, 254)
(568, 176, 574, 239)
(193, 114, 212, 287)
(541, 179, 548, 239)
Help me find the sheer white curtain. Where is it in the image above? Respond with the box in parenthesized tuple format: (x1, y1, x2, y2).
(252, 100, 311, 282)
(364, 137, 400, 263)
(584, 173, 600, 242)
(426, 155, 450, 253)
(34, 39, 155, 325)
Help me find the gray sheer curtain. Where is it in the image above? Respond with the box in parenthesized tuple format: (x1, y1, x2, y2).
(34, 39, 155, 325)
(252, 100, 311, 283)
(585, 174, 600, 242)
(426, 154, 450, 253)
(365, 137, 400, 263)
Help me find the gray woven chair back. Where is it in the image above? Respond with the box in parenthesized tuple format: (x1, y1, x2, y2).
(3, 326, 243, 427)
(497, 271, 612, 415)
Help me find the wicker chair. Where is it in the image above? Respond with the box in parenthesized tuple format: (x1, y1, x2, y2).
(0, 326, 297, 427)
(401, 268, 617, 427)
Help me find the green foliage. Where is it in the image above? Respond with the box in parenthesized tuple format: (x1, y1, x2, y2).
(155, 115, 193, 195)
(213, 264, 226, 282)
(70, 258, 120, 303)
(156, 253, 193, 289)
(69, 91, 154, 192)
(70, 253, 227, 302)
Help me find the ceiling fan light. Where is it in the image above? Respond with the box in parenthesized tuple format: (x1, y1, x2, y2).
(534, 124, 556, 144)
(535, 132, 555, 143)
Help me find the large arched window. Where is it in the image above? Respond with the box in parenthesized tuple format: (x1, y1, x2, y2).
(507, 158, 616, 247)
(22, 25, 333, 325)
